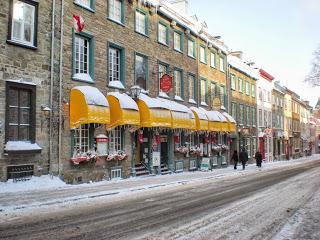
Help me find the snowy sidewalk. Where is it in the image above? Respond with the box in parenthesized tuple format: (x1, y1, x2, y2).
(0, 154, 319, 215)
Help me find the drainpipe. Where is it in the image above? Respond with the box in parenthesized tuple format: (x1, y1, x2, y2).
(58, 0, 65, 176)
(49, 0, 56, 174)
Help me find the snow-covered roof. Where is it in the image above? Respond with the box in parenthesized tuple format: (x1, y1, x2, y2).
(190, 107, 208, 120)
(228, 56, 259, 80)
(147, 0, 228, 53)
(108, 92, 139, 110)
(5, 141, 42, 152)
(73, 86, 109, 107)
(222, 112, 236, 123)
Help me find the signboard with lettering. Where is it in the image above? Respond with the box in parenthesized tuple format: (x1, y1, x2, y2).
(212, 98, 221, 110)
(160, 74, 173, 93)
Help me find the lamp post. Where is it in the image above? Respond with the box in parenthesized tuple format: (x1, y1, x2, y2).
(130, 85, 142, 177)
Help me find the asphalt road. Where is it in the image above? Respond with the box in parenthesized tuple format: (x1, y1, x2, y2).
(1, 159, 320, 240)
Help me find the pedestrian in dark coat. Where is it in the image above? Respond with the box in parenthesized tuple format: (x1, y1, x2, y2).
(239, 148, 248, 170)
(231, 150, 239, 169)
(255, 151, 263, 168)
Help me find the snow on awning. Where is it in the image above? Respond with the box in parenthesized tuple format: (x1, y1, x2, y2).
(222, 112, 237, 133)
(107, 92, 140, 129)
(70, 86, 110, 129)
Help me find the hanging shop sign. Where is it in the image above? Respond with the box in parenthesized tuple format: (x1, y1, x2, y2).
(73, 15, 85, 33)
(160, 74, 173, 93)
(212, 98, 221, 110)
(152, 152, 161, 167)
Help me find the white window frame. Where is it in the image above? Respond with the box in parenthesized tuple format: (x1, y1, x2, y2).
(210, 52, 216, 68)
(109, 47, 121, 83)
(108, 0, 122, 23)
(74, 124, 90, 153)
(188, 39, 195, 58)
(174, 70, 182, 98)
(11, 0, 36, 47)
(74, 35, 92, 82)
(109, 126, 122, 154)
(174, 31, 182, 52)
(135, 10, 146, 35)
(219, 56, 225, 72)
(188, 74, 195, 101)
(199, 46, 206, 63)
(158, 23, 168, 45)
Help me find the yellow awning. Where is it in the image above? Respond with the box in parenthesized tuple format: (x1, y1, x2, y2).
(190, 107, 209, 131)
(107, 92, 140, 129)
(70, 86, 110, 129)
(204, 110, 223, 132)
(222, 112, 237, 133)
(216, 111, 229, 132)
(157, 98, 196, 130)
(137, 94, 172, 128)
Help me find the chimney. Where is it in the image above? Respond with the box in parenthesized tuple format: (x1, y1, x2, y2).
(169, 0, 189, 15)
(230, 51, 243, 60)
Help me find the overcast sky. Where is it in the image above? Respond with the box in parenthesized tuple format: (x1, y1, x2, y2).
(189, 0, 320, 107)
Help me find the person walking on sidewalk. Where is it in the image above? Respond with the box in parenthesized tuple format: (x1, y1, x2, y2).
(255, 151, 263, 168)
(239, 147, 248, 170)
(232, 150, 239, 170)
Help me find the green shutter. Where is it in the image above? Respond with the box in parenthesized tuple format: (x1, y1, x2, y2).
(181, 70, 184, 98)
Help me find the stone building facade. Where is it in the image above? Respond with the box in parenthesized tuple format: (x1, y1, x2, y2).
(0, 0, 61, 181)
(228, 53, 258, 163)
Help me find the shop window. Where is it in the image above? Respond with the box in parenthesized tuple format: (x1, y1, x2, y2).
(174, 31, 183, 52)
(135, 53, 148, 90)
(73, 32, 94, 82)
(6, 82, 36, 142)
(108, 0, 124, 24)
(109, 126, 123, 154)
(135, 9, 148, 35)
(158, 62, 169, 95)
(8, 0, 38, 48)
(158, 21, 169, 46)
(74, 124, 91, 153)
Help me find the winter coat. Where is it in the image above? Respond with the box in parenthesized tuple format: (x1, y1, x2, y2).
(231, 152, 239, 162)
(239, 151, 248, 163)
(255, 152, 263, 163)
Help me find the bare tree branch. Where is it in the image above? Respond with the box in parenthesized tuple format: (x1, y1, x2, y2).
(305, 46, 320, 87)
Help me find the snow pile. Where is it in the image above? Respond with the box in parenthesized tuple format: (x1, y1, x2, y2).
(0, 175, 68, 194)
(107, 92, 139, 110)
(108, 80, 125, 90)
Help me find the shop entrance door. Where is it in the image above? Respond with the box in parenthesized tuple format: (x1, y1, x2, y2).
(160, 135, 168, 165)
(259, 137, 265, 160)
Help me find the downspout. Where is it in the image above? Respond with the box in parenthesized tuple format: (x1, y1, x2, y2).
(58, 0, 65, 176)
(49, 0, 56, 174)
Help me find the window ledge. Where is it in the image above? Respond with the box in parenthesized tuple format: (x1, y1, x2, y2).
(135, 30, 149, 38)
(200, 61, 207, 65)
(107, 18, 125, 27)
(200, 102, 208, 107)
(158, 41, 169, 48)
(7, 40, 37, 50)
(72, 74, 94, 83)
(4, 141, 42, 154)
(174, 48, 183, 54)
(188, 99, 197, 104)
(73, 2, 95, 13)
(210, 66, 216, 69)
(158, 92, 170, 99)
(108, 80, 125, 90)
(188, 54, 196, 60)
(174, 96, 184, 102)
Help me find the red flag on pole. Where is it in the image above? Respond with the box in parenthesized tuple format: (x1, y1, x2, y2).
(73, 15, 85, 33)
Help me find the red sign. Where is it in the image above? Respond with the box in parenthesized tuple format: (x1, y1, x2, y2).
(160, 74, 172, 93)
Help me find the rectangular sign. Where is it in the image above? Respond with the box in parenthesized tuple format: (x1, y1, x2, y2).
(152, 152, 161, 167)
(201, 157, 210, 171)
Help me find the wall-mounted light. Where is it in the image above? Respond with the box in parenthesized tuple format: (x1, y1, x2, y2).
(41, 104, 52, 118)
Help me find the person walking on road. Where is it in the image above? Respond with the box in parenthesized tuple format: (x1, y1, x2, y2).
(232, 150, 239, 170)
(239, 147, 248, 170)
(255, 151, 263, 168)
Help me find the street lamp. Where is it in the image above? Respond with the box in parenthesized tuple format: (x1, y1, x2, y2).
(130, 85, 142, 99)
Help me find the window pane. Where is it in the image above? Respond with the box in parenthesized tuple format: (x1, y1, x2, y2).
(75, 36, 89, 75)
(9, 107, 19, 124)
(174, 70, 181, 97)
(158, 23, 167, 44)
(136, 11, 146, 34)
(109, 0, 122, 22)
(188, 75, 195, 100)
(8, 126, 19, 141)
(19, 90, 31, 107)
(8, 88, 19, 106)
(210, 52, 215, 67)
(174, 32, 181, 51)
(19, 126, 30, 141)
(200, 46, 205, 63)
(135, 54, 147, 90)
(188, 40, 194, 57)
(109, 47, 121, 82)
(20, 108, 30, 125)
